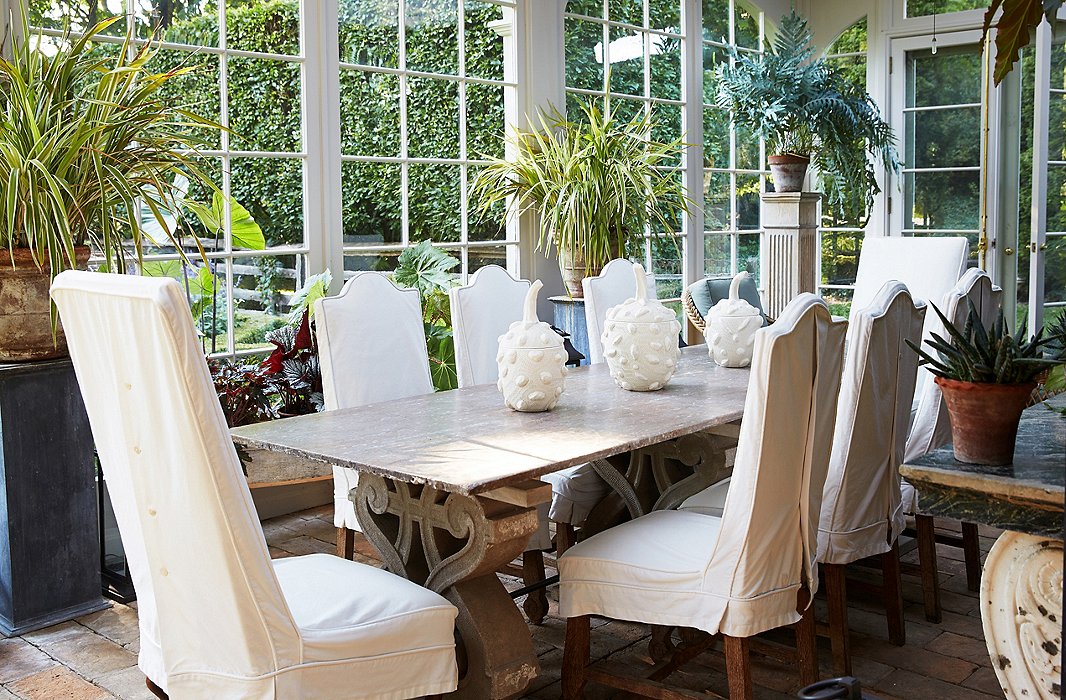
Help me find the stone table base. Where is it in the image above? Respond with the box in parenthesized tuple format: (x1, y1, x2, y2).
(981, 531, 1062, 699)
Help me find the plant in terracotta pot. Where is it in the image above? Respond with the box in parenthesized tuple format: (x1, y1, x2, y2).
(468, 99, 693, 297)
(908, 302, 1063, 465)
(0, 11, 219, 361)
(714, 10, 899, 222)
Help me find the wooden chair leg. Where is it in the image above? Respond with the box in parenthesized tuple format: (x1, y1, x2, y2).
(962, 521, 982, 592)
(915, 513, 943, 623)
(145, 677, 168, 699)
(795, 588, 818, 687)
(881, 541, 906, 646)
(562, 615, 591, 700)
(823, 562, 852, 676)
(556, 523, 576, 555)
(521, 550, 549, 625)
(723, 635, 753, 700)
(336, 527, 355, 560)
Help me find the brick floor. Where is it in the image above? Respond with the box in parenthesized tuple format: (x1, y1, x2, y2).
(0, 506, 1006, 699)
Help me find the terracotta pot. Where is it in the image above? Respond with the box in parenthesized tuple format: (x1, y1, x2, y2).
(935, 376, 1037, 466)
(768, 154, 811, 193)
(0, 247, 91, 362)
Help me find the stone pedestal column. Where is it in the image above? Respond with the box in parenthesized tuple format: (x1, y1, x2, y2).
(762, 191, 821, 318)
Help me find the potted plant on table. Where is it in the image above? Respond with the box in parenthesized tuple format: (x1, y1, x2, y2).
(0, 10, 217, 361)
(908, 302, 1064, 465)
(469, 100, 693, 297)
(714, 10, 899, 222)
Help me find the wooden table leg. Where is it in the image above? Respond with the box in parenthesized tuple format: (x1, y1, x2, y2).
(354, 474, 541, 700)
(980, 531, 1063, 700)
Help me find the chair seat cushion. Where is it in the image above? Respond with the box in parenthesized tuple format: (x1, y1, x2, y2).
(677, 477, 732, 517)
(900, 479, 918, 515)
(273, 554, 457, 664)
(560, 510, 727, 630)
(541, 463, 612, 525)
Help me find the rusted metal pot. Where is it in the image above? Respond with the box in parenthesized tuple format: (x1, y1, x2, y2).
(768, 153, 811, 192)
(0, 247, 91, 362)
(936, 376, 1037, 466)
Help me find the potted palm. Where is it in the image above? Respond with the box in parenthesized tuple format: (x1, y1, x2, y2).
(0, 10, 217, 361)
(469, 100, 692, 297)
(908, 302, 1064, 465)
(715, 10, 899, 221)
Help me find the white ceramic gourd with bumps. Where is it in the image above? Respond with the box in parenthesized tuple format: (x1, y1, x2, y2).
(705, 271, 762, 368)
(601, 263, 682, 392)
(496, 280, 567, 412)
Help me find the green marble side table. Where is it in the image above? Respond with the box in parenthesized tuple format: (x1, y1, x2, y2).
(901, 395, 1064, 699)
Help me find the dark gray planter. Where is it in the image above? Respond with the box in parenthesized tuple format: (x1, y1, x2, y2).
(0, 359, 107, 636)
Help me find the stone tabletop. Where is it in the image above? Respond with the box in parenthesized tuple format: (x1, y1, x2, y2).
(232, 346, 750, 496)
(900, 394, 1066, 538)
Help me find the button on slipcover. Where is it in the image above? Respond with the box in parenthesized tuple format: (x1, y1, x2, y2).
(560, 295, 846, 639)
(314, 273, 435, 532)
(817, 282, 926, 565)
(51, 271, 458, 700)
(449, 265, 608, 545)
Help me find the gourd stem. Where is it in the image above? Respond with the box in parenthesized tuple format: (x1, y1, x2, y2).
(523, 279, 543, 324)
(633, 262, 648, 302)
(729, 271, 748, 300)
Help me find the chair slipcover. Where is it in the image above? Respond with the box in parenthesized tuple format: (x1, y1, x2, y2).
(683, 276, 768, 331)
(449, 265, 608, 542)
(817, 282, 926, 565)
(902, 269, 1002, 510)
(51, 271, 457, 699)
(315, 272, 434, 531)
(582, 259, 656, 365)
(560, 294, 846, 638)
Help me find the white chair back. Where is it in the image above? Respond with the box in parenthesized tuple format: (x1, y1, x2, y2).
(51, 271, 300, 694)
(905, 268, 1002, 461)
(706, 294, 847, 624)
(851, 236, 968, 340)
(582, 259, 656, 364)
(314, 272, 433, 410)
(449, 265, 530, 387)
(818, 282, 927, 565)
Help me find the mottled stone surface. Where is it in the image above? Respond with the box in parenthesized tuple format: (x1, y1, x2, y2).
(233, 347, 750, 495)
(901, 395, 1065, 538)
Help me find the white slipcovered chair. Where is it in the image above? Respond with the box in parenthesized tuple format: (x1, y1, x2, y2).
(51, 271, 458, 700)
(582, 258, 656, 365)
(902, 268, 1003, 606)
(314, 272, 434, 558)
(816, 281, 927, 675)
(560, 294, 847, 700)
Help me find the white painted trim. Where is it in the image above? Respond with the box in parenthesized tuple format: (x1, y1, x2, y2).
(1027, 20, 1052, 332)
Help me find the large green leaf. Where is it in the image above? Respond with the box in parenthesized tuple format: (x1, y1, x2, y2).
(394, 240, 459, 297)
(288, 269, 333, 322)
(983, 0, 1064, 86)
(216, 191, 266, 250)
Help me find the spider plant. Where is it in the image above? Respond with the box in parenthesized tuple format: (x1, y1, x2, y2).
(907, 301, 1060, 385)
(0, 8, 219, 278)
(468, 99, 692, 295)
(714, 10, 899, 223)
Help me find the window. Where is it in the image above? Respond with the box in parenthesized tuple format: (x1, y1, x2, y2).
(29, 0, 308, 357)
(904, 0, 990, 18)
(818, 18, 868, 315)
(338, 0, 516, 280)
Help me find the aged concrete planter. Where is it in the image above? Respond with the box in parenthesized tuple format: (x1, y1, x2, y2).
(0, 247, 90, 362)
(936, 376, 1037, 466)
(768, 154, 810, 193)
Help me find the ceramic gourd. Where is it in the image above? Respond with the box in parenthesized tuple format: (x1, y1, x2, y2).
(706, 271, 762, 368)
(601, 263, 682, 392)
(496, 280, 567, 412)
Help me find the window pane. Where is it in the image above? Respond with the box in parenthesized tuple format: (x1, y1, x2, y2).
(231, 158, 305, 249)
(650, 35, 682, 101)
(734, 121, 760, 171)
(704, 171, 731, 230)
(466, 83, 505, 160)
(339, 0, 400, 67)
(1050, 165, 1066, 234)
(905, 106, 980, 168)
(907, 47, 981, 108)
(227, 0, 300, 55)
(468, 166, 507, 241)
(702, 0, 730, 44)
(469, 248, 510, 275)
(738, 232, 760, 281)
(566, 17, 606, 91)
(342, 162, 402, 245)
(704, 234, 731, 277)
(906, 0, 989, 17)
(652, 102, 682, 147)
(703, 43, 728, 103)
(820, 230, 863, 286)
(734, 3, 759, 50)
(464, 0, 504, 81)
(736, 173, 761, 230)
(1044, 236, 1066, 305)
(828, 18, 867, 54)
(608, 27, 647, 97)
(406, 0, 459, 75)
(408, 78, 460, 159)
(904, 171, 980, 230)
(153, 49, 222, 150)
(150, 1, 219, 46)
(232, 254, 305, 352)
(341, 70, 401, 157)
(611, 0, 644, 25)
(344, 251, 400, 274)
(651, 236, 683, 300)
(823, 288, 853, 318)
(31, 0, 126, 37)
(409, 163, 461, 243)
(703, 108, 730, 169)
(649, 0, 681, 29)
(228, 57, 302, 152)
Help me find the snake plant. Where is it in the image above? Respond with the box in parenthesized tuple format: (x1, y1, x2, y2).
(907, 301, 1061, 385)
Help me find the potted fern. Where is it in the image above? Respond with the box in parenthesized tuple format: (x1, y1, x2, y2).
(715, 10, 899, 221)
(908, 302, 1063, 465)
(0, 10, 217, 361)
(469, 99, 692, 297)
